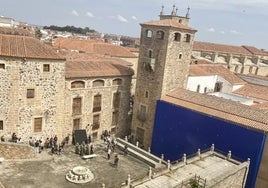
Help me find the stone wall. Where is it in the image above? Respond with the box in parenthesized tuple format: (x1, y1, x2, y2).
(0, 57, 65, 142)
(64, 76, 132, 141)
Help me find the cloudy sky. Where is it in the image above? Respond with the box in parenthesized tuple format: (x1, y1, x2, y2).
(0, 0, 267, 49)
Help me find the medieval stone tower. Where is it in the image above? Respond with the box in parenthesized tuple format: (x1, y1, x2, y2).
(131, 5, 197, 149)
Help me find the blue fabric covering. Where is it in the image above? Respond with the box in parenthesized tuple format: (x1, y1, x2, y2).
(151, 100, 266, 188)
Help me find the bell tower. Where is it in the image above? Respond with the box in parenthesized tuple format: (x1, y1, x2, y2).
(131, 5, 197, 149)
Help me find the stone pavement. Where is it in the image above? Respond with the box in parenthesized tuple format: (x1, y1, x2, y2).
(0, 141, 151, 188)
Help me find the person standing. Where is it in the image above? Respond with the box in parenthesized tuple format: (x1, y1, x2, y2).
(114, 154, 119, 168)
(107, 147, 111, 160)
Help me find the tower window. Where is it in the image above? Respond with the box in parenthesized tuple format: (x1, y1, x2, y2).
(185, 34, 191, 42)
(0, 120, 3, 130)
(179, 54, 182, 59)
(148, 50, 153, 58)
(146, 30, 153, 38)
(174, 33, 181, 41)
(249, 66, 253, 74)
(145, 91, 149, 98)
(156, 30, 164, 40)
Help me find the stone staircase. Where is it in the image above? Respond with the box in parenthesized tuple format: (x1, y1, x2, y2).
(116, 137, 165, 168)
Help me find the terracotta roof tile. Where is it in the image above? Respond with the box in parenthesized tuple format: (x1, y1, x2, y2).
(65, 53, 134, 79)
(242, 45, 268, 56)
(53, 38, 137, 58)
(189, 64, 246, 85)
(141, 19, 197, 32)
(0, 34, 64, 60)
(233, 83, 268, 101)
(0, 27, 32, 36)
(162, 88, 268, 132)
(193, 41, 252, 56)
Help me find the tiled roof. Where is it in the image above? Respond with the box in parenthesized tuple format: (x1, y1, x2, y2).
(0, 27, 32, 36)
(193, 41, 252, 56)
(242, 45, 268, 56)
(161, 88, 268, 132)
(141, 19, 197, 32)
(233, 83, 268, 101)
(65, 55, 134, 79)
(0, 34, 64, 60)
(189, 64, 246, 85)
(53, 38, 137, 58)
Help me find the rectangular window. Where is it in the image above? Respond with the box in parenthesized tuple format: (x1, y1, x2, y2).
(0, 63, 5, 69)
(0, 120, 3, 130)
(214, 82, 223, 92)
(43, 64, 50, 72)
(137, 104, 147, 121)
(92, 114, 100, 130)
(72, 97, 82, 115)
(34, 117, 42, 132)
(113, 92, 120, 109)
(73, 118, 80, 130)
(27, 89, 35, 98)
(112, 111, 119, 125)
(93, 94, 102, 112)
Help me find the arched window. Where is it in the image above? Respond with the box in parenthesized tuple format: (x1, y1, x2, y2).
(112, 78, 122, 85)
(71, 81, 85, 88)
(179, 54, 182, 59)
(146, 30, 153, 38)
(156, 30, 164, 40)
(93, 80, 104, 87)
(185, 34, 191, 42)
(174, 33, 181, 41)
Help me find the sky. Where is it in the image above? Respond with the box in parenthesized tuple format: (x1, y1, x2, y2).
(0, 0, 268, 50)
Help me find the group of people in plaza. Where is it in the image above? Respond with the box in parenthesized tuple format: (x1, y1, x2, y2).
(1, 130, 132, 169)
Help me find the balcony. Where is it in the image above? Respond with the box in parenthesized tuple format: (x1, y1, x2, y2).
(141, 57, 155, 72)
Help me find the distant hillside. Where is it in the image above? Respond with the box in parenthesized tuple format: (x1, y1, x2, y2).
(43, 25, 97, 35)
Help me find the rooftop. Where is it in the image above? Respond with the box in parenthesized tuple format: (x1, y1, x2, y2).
(140, 19, 197, 32)
(0, 34, 64, 60)
(162, 88, 268, 132)
(53, 38, 137, 58)
(189, 64, 246, 85)
(65, 53, 134, 79)
(193, 41, 266, 56)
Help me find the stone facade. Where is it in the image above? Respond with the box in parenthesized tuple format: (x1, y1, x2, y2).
(63, 76, 132, 141)
(0, 57, 65, 141)
(131, 7, 197, 149)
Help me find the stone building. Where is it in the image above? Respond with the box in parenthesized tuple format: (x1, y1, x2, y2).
(63, 53, 133, 140)
(192, 41, 268, 76)
(0, 33, 133, 142)
(0, 33, 66, 141)
(131, 5, 197, 149)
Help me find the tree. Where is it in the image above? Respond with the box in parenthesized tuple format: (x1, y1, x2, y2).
(35, 29, 42, 39)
